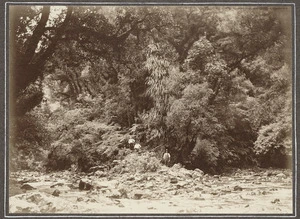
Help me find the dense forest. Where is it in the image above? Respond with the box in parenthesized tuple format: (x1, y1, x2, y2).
(9, 5, 293, 174)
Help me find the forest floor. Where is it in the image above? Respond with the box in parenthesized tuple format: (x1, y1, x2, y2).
(9, 165, 293, 214)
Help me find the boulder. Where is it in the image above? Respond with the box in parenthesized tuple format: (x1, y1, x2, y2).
(52, 189, 60, 197)
(79, 179, 93, 191)
(276, 173, 286, 178)
(21, 183, 36, 190)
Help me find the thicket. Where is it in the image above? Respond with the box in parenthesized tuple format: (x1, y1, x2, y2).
(9, 6, 293, 173)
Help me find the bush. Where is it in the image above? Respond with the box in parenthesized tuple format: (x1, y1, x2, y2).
(46, 120, 133, 172)
(110, 151, 161, 174)
(189, 138, 220, 173)
(10, 112, 51, 171)
(254, 121, 292, 168)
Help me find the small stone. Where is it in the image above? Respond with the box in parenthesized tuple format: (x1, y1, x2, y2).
(87, 198, 97, 203)
(94, 170, 107, 177)
(77, 197, 84, 202)
(194, 168, 204, 175)
(50, 182, 64, 188)
(108, 190, 121, 199)
(133, 193, 143, 200)
(271, 198, 280, 204)
(52, 189, 60, 197)
(233, 185, 243, 191)
(194, 197, 205, 201)
(195, 187, 203, 191)
(170, 178, 178, 184)
(127, 176, 135, 181)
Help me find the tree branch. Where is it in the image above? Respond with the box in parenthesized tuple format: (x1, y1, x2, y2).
(22, 6, 50, 65)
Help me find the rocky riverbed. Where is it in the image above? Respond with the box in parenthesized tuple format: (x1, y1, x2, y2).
(9, 165, 293, 214)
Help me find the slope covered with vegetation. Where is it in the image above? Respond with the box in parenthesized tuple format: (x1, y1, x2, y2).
(9, 5, 293, 174)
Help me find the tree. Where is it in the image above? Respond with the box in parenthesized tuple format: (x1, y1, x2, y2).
(10, 5, 73, 116)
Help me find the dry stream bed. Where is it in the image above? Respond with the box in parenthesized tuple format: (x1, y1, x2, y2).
(9, 167, 293, 214)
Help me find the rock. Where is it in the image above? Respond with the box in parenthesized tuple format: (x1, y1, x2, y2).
(112, 160, 121, 165)
(21, 183, 36, 190)
(158, 169, 168, 174)
(276, 173, 286, 178)
(185, 172, 193, 178)
(221, 188, 231, 193)
(265, 171, 275, 177)
(52, 189, 60, 197)
(127, 176, 135, 181)
(172, 163, 182, 169)
(107, 190, 122, 199)
(194, 168, 204, 174)
(79, 179, 93, 191)
(26, 193, 43, 204)
(170, 178, 178, 184)
(145, 182, 154, 189)
(133, 193, 143, 200)
(233, 185, 243, 191)
(50, 182, 64, 188)
(118, 188, 128, 198)
(194, 196, 205, 201)
(94, 170, 107, 177)
(176, 181, 187, 189)
(17, 178, 31, 184)
(195, 187, 203, 191)
(94, 180, 118, 189)
(89, 165, 107, 172)
(271, 198, 280, 204)
(87, 198, 97, 203)
(67, 183, 78, 189)
(77, 197, 84, 202)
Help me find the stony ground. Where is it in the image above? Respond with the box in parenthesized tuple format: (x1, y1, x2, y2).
(9, 165, 293, 214)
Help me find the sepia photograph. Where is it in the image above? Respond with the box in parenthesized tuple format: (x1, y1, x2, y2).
(5, 1, 296, 217)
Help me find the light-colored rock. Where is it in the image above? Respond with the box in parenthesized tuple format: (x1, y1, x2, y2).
(276, 173, 286, 178)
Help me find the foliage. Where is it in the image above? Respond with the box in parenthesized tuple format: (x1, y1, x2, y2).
(10, 6, 293, 173)
(10, 111, 51, 171)
(254, 121, 291, 168)
(110, 151, 161, 174)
